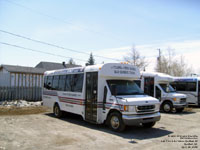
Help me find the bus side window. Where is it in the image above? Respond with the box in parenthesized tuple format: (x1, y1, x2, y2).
(187, 82, 196, 91)
(103, 86, 108, 110)
(156, 86, 161, 101)
(58, 75, 66, 91)
(44, 76, 47, 88)
(46, 76, 53, 90)
(65, 75, 72, 91)
(52, 75, 59, 90)
(73, 74, 84, 92)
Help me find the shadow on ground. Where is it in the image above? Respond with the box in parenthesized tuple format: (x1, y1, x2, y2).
(45, 112, 173, 143)
(161, 111, 196, 116)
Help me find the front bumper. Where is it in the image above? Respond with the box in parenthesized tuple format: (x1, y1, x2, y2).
(122, 112, 161, 126)
(173, 103, 187, 108)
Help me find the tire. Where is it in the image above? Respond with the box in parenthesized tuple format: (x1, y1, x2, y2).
(161, 101, 173, 113)
(107, 112, 126, 132)
(176, 108, 184, 113)
(53, 104, 63, 118)
(142, 122, 156, 128)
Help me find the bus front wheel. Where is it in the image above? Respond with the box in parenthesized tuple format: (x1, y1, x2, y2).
(161, 101, 173, 113)
(107, 111, 125, 132)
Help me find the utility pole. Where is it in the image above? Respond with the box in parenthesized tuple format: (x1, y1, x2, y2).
(157, 49, 161, 72)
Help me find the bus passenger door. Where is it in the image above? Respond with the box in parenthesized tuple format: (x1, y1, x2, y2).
(85, 72, 98, 123)
(144, 77, 155, 97)
(156, 86, 162, 101)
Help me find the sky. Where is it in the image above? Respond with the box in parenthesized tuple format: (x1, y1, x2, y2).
(0, 0, 200, 74)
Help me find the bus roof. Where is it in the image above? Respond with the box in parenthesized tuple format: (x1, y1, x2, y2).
(141, 72, 174, 82)
(173, 77, 200, 82)
(44, 63, 140, 79)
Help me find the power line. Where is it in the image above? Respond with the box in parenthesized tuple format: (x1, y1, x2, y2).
(3, 0, 125, 43)
(0, 29, 123, 62)
(0, 42, 88, 62)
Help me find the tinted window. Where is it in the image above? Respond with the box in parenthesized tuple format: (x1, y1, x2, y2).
(156, 86, 161, 100)
(144, 77, 154, 97)
(44, 76, 47, 88)
(65, 75, 72, 91)
(46, 76, 53, 90)
(107, 80, 144, 95)
(159, 84, 176, 93)
(187, 82, 196, 91)
(52, 76, 59, 90)
(72, 74, 84, 92)
(171, 82, 196, 92)
(135, 80, 141, 88)
(58, 75, 66, 91)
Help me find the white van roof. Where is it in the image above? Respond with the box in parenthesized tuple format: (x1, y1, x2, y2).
(173, 77, 200, 82)
(141, 72, 174, 82)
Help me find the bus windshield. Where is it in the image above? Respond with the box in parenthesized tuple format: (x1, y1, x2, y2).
(107, 80, 144, 95)
(159, 84, 176, 93)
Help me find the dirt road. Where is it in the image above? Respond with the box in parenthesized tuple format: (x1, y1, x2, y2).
(0, 108, 199, 150)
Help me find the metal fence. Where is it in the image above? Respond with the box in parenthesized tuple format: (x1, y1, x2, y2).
(0, 86, 42, 101)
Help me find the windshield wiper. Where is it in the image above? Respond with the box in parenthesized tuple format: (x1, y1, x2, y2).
(131, 92, 146, 95)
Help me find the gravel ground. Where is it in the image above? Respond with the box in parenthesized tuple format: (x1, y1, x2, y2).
(0, 107, 199, 150)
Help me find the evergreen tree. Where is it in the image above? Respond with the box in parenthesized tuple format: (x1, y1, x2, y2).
(86, 53, 95, 66)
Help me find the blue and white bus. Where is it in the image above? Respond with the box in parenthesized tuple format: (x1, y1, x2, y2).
(171, 77, 200, 106)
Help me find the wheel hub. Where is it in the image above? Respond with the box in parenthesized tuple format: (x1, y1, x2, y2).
(111, 116, 120, 129)
(164, 104, 170, 112)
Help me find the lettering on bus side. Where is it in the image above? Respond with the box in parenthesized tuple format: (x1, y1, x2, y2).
(62, 93, 81, 97)
(65, 104, 74, 107)
(112, 65, 136, 75)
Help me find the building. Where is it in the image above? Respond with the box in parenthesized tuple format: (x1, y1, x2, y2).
(0, 62, 81, 87)
(35, 61, 81, 70)
(0, 64, 46, 87)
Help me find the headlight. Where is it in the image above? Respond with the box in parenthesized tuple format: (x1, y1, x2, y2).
(155, 103, 160, 111)
(128, 106, 136, 112)
(123, 105, 136, 112)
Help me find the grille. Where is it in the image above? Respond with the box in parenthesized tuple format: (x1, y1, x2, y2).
(136, 105, 155, 113)
(180, 98, 186, 103)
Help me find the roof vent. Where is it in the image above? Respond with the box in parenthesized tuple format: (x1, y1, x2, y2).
(62, 62, 66, 68)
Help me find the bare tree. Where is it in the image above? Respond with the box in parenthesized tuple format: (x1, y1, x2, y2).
(155, 48, 193, 76)
(68, 58, 76, 65)
(124, 46, 148, 71)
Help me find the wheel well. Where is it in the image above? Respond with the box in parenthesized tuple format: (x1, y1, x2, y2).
(53, 102, 59, 109)
(54, 102, 58, 107)
(105, 109, 121, 124)
(162, 100, 173, 105)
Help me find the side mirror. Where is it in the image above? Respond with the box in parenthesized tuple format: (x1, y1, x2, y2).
(111, 85, 117, 96)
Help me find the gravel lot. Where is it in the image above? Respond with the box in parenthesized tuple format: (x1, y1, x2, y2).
(0, 107, 199, 150)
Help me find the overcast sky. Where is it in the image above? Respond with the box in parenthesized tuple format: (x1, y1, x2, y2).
(0, 0, 200, 74)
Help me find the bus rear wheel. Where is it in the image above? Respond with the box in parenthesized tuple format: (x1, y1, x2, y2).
(107, 112, 125, 132)
(53, 104, 63, 118)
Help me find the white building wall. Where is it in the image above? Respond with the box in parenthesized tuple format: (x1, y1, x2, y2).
(0, 72, 10, 86)
(10, 73, 15, 86)
(0, 69, 43, 87)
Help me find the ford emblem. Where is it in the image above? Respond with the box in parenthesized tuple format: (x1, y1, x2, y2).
(145, 101, 148, 103)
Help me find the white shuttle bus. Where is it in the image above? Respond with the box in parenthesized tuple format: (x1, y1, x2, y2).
(43, 63, 160, 132)
(140, 72, 187, 113)
(171, 77, 200, 106)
